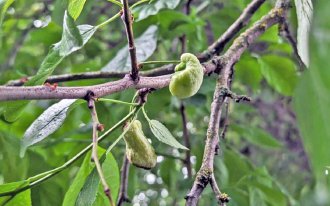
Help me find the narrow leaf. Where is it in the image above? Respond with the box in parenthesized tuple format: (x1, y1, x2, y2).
(0, 181, 31, 206)
(75, 149, 120, 206)
(101, 25, 158, 72)
(148, 119, 188, 150)
(68, 0, 87, 20)
(20, 99, 81, 157)
(63, 151, 95, 206)
(294, 0, 313, 67)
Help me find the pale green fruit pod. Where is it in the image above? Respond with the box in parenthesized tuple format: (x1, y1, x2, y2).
(169, 53, 204, 99)
(124, 120, 157, 170)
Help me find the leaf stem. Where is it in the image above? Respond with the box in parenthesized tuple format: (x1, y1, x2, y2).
(97, 12, 121, 28)
(140, 60, 180, 66)
(97, 98, 139, 106)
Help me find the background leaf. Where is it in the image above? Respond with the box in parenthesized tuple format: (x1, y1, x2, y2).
(133, 0, 180, 21)
(68, 0, 87, 20)
(101, 25, 158, 72)
(258, 55, 297, 96)
(231, 124, 282, 149)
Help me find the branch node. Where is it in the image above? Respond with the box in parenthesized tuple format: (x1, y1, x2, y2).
(218, 193, 230, 203)
(220, 87, 251, 103)
(137, 88, 155, 105)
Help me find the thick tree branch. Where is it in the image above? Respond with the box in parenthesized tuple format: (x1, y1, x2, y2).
(121, 0, 139, 81)
(0, 62, 218, 101)
(198, 0, 266, 62)
(185, 0, 290, 205)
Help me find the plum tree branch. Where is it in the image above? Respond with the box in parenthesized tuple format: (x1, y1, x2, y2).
(185, 0, 290, 205)
(0, 62, 218, 101)
(121, 0, 139, 81)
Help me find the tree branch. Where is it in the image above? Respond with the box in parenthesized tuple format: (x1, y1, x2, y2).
(0, 61, 218, 101)
(198, 0, 266, 62)
(180, 103, 192, 179)
(278, 20, 307, 70)
(185, 0, 290, 205)
(117, 155, 131, 206)
(121, 0, 139, 81)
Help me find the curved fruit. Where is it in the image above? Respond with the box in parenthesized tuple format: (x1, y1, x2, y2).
(124, 120, 157, 170)
(169, 53, 204, 99)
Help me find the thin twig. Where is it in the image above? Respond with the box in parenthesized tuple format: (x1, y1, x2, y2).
(278, 20, 307, 70)
(210, 174, 229, 206)
(180, 103, 192, 179)
(117, 155, 131, 206)
(121, 0, 139, 81)
(87, 92, 114, 206)
(198, 0, 266, 61)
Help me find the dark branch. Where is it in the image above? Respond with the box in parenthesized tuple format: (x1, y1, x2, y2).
(121, 0, 139, 81)
(117, 155, 131, 206)
(180, 102, 192, 179)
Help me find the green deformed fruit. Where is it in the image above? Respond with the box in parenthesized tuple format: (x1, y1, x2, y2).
(169, 53, 204, 99)
(124, 120, 157, 170)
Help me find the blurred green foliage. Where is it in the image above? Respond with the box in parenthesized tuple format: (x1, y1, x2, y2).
(0, 0, 329, 205)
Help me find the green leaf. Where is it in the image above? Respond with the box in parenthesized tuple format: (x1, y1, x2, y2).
(133, 0, 180, 21)
(0, 181, 31, 206)
(231, 124, 282, 149)
(20, 99, 83, 157)
(0, 0, 14, 30)
(148, 119, 188, 150)
(0, 133, 29, 182)
(294, 0, 313, 66)
(258, 55, 298, 96)
(106, 0, 122, 8)
(27, 11, 97, 86)
(63, 151, 95, 206)
(75, 149, 120, 206)
(1, 101, 28, 123)
(68, 0, 87, 20)
(101, 25, 158, 72)
(159, 158, 177, 189)
(293, 0, 330, 184)
(1, 12, 97, 123)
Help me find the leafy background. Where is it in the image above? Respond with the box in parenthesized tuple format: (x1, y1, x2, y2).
(0, 0, 329, 205)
